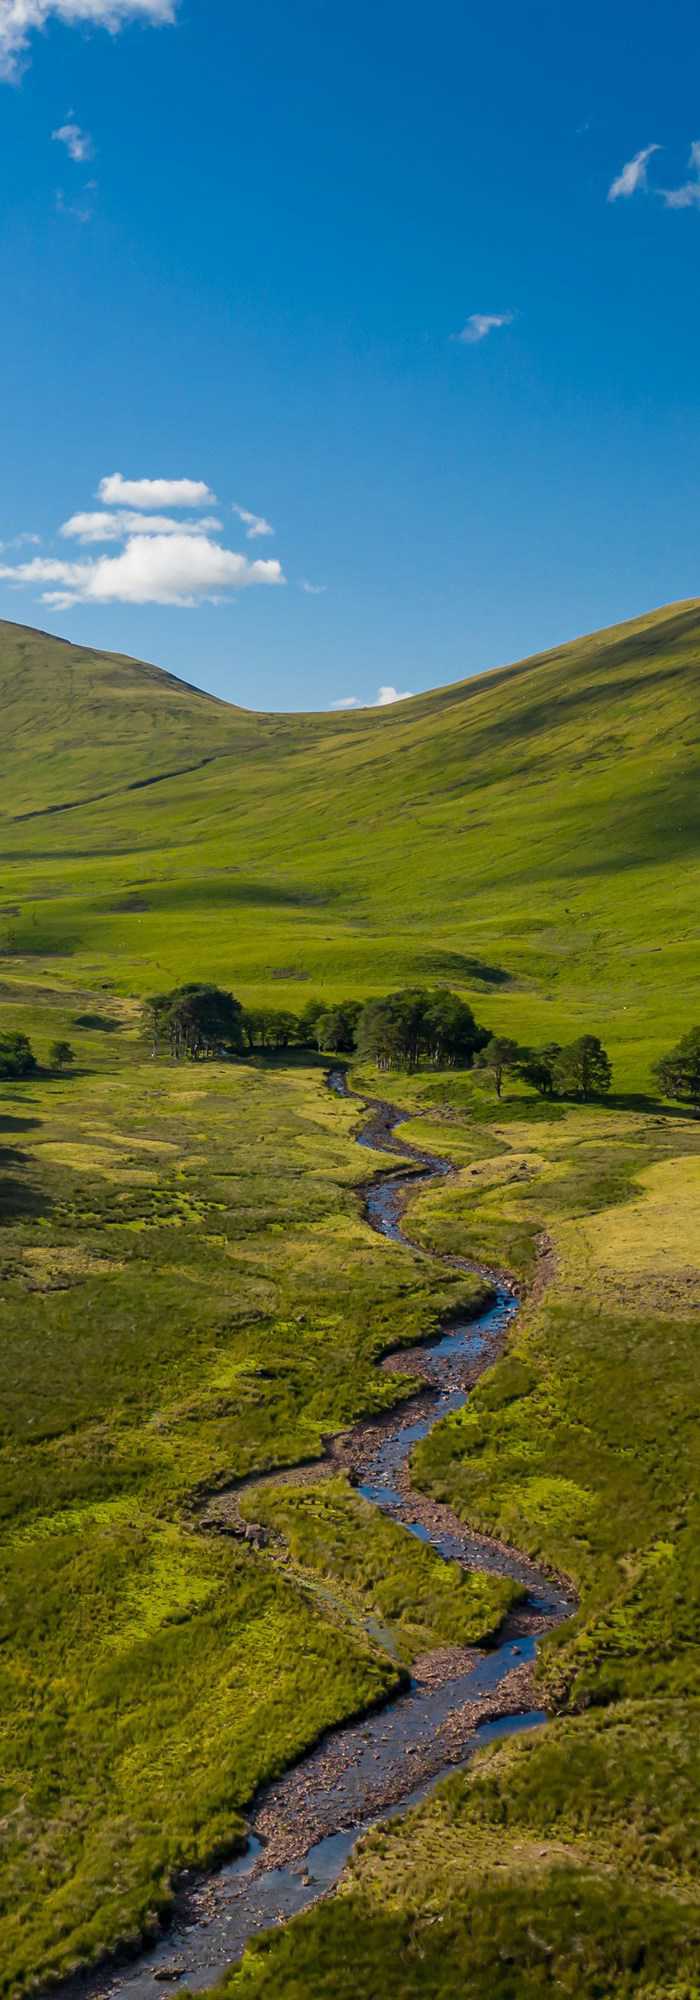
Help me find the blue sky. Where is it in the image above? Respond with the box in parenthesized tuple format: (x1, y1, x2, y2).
(0, 0, 699, 712)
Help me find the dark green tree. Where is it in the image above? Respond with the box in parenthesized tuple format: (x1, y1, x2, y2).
(49, 1041, 75, 1071)
(315, 1002, 363, 1053)
(517, 1043, 562, 1096)
(653, 1028, 700, 1113)
(240, 1009, 265, 1051)
(422, 991, 487, 1068)
(355, 996, 409, 1071)
(297, 999, 327, 1045)
(266, 1010, 301, 1049)
(357, 987, 491, 1073)
(240, 1008, 303, 1051)
(0, 1032, 37, 1078)
(475, 1035, 521, 1099)
(146, 985, 244, 1060)
(552, 1035, 612, 1101)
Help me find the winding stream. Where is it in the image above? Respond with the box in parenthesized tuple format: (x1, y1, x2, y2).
(57, 1076, 573, 2000)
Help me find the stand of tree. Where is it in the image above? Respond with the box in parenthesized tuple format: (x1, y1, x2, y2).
(143, 985, 490, 1070)
(355, 989, 487, 1071)
(146, 985, 245, 1060)
(141, 979, 700, 1116)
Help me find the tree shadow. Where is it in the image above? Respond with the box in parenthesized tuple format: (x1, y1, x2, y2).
(248, 1049, 336, 1073)
(72, 1013, 121, 1033)
(0, 1114, 43, 1133)
(0, 1143, 52, 1223)
(607, 1091, 700, 1122)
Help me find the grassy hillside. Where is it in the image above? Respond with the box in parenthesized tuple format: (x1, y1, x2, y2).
(1, 600, 699, 1086)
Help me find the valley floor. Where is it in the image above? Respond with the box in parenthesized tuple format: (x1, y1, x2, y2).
(1, 992, 699, 1996)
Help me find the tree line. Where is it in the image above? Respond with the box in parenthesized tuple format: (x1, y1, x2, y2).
(143, 984, 700, 1112)
(3, 986, 700, 1113)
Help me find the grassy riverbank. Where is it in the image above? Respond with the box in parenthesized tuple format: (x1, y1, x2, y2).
(0, 1032, 497, 1995)
(204, 1066, 700, 1998)
(239, 1476, 518, 1659)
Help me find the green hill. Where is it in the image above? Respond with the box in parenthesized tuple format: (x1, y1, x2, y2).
(1, 599, 699, 1084)
(1, 601, 700, 1996)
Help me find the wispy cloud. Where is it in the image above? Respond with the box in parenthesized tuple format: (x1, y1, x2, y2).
(98, 473, 216, 509)
(56, 179, 97, 223)
(0, 0, 177, 83)
(330, 685, 413, 712)
(301, 579, 326, 595)
(61, 509, 222, 542)
(232, 502, 273, 540)
(453, 312, 513, 346)
(659, 139, 700, 209)
(52, 119, 93, 162)
(0, 536, 284, 609)
(607, 143, 660, 201)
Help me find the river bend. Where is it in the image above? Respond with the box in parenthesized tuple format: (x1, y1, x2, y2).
(55, 1075, 573, 2000)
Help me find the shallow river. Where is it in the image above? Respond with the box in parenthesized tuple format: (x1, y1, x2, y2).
(56, 1077, 572, 1999)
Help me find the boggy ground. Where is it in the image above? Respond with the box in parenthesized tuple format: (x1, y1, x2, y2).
(202, 1064, 700, 1999)
(0, 1010, 524, 1998)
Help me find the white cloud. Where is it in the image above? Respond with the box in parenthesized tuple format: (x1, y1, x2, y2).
(0, 0, 176, 82)
(375, 685, 412, 706)
(0, 534, 284, 608)
(659, 139, 700, 209)
(98, 472, 215, 509)
(301, 579, 326, 595)
(232, 502, 273, 539)
(52, 120, 93, 161)
(454, 312, 513, 346)
(330, 685, 413, 712)
(61, 509, 222, 542)
(608, 143, 660, 201)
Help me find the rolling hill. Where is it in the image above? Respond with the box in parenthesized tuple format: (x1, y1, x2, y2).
(1, 600, 700, 1996)
(1, 599, 700, 1085)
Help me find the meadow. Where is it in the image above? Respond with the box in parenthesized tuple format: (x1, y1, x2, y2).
(0, 1012, 496, 1993)
(205, 1064, 700, 1999)
(0, 601, 699, 1995)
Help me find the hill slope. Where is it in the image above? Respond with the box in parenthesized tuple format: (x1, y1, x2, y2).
(1, 599, 699, 1083)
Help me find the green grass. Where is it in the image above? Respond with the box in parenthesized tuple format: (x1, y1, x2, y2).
(1, 603, 700, 1995)
(0, 1040, 491, 1994)
(209, 1703, 700, 1999)
(239, 1476, 519, 1659)
(199, 1069, 700, 1998)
